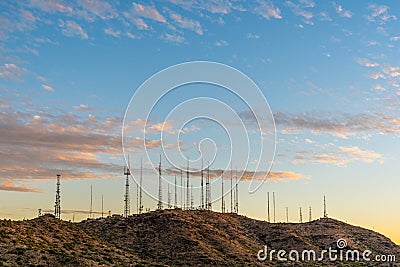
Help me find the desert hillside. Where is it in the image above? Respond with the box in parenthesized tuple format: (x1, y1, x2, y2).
(0, 209, 399, 266)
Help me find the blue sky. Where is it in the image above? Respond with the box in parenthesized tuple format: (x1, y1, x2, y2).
(0, 0, 399, 244)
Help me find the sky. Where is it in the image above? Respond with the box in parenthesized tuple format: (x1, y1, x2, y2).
(0, 0, 399, 244)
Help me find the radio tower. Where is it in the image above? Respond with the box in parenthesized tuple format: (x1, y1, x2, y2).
(235, 168, 239, 214)
(139, 159, 143, 214)
(267, 192, 270, 222)
(309, 206, 312, 222)
(201, 160, 204, 209)
(181, 169, 183, 209)
(206, 162, 211, 210)
(221, 171, 225, 213)
(54, 174, 61, 219)
(174, 175, 177, 208)
(286, 207, 289, 223)
(230, 163, 233, 213)
(157, 155, 163, 210)
(299, 207, 303, 223)
(186, 159, 190, 210)
(273, 192, 276, 223)
(323, 195, 327, 218)
(190, 185, 194, 209)
(167, 184, 171, 208)
(123, 158, 131, 218)
(90, 185, 93, 219)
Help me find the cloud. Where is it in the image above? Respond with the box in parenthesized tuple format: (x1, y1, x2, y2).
(42, 84, 55, 92)
(247, 33, 260, 39)
(286, 0, 314, 24)
(367, 4, 396, 24)
(60, 20, 88, 39)
(73, 104, 91, 112)
(368, 72, 385, 80)
(274, 111, 400, 138)
(29, 0, 73, 14)
(254, 0, 282, 20)
(163, 33, 185, 44)
(334, 3, 352, 18)
(215, 40, 228, 46)
(0, 64, 26, 81)
(293, 146, 383, 166)
(356, 58, 379, 67)
(0, 183, 41, 193)
(169, 12, 203, 35)
(78, 0, 118, 20)
(104, 28, 121, 38)
(131, 3, 166, 23)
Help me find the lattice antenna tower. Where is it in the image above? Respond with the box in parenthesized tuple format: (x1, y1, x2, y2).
(186, 158, 190, 210)
(323, 195, 328, 218)
(54, 174, 61, 219)
(299, 207, 303, 223)
(230, 162, 233, 213)
(157, 155, 163, 210)
(309, 206, 312, 222)
(206, 162, 211, 210)
(123, 156, 131, 218)
(221, 171, 225, 213)
(267, 192, 270, 222)
(273, 192, 276, 223)
(174, 175, 177, 208)
(235, 167, 238, 214)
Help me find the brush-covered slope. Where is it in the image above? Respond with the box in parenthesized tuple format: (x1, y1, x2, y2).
(80, 209, 400, 266)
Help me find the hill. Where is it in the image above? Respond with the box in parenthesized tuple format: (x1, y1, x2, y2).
(0, 209, 399, 266)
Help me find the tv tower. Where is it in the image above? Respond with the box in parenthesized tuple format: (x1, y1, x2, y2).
(206, 162, 211, 210)
(139, 159, 143, 214)
(174, 175, 177, 208)
(299, 207, 303, 223)
(230, 163, 233, 213)
(221, 171, 225, 213)
(201, 160, 204, 209)
(309, 206, 312, 222)
(186, 159, 190, 210)
(323, 195, 327, 218)
(54, 174, 61, 219)
(123, 161, 131, 218)
(234, 168, 238, 214)
(267, 192, 270, 222)
(157, 155, 163, 210)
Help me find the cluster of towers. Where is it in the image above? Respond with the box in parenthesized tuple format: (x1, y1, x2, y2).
(122, 157, 240, 218)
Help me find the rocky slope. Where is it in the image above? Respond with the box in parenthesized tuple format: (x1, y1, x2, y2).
(0, 209, 399, 266)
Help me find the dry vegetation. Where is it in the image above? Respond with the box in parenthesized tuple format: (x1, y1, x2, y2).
(0, 209, 399, 266)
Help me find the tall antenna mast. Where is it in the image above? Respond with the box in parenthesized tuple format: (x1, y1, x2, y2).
(323, 195, 327, 218)
(221, 171, 225, 213)
(181, 169, 183, 209)
(267, 192, 270, 222)
(286, 207, 289, 223)
(54, 174, 61, 219)
(168, 184, 171, 209)
(90, 185, 93, 219)
(299, 207, 303, 223)
(157, 155, 163, 210)
(124, 158, 131, 218)
(230, 162, 233, 213)
(206, 161, 211, 210)
(101, 194, 104, 218)
(235, 167, 238, 214)
(186, 158, 190, 210)
(174, 175, 177, 208)
(201, 160, 204, 209)
(190, 185, 194, 209)
(136, 182, 139, 214)
(139, 158, 143, 214)
(273, 192, 276, 223)
(309, 206, 312, 222)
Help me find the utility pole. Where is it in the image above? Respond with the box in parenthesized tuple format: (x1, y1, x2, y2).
(157, 155, 163, 210)
(54, 174, 61, 219)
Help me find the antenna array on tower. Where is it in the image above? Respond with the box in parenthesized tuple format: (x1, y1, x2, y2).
(54, 174, 61, 219)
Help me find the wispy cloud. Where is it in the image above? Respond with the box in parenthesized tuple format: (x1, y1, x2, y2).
(275, 111, 400, 138)
(215, 40, 228, 46)
(0, 64, 26, 81)
(356, 58, 379, 67)
(29, 0, 73, 14)
(169, 12, 203, 35)
(0, 182, 41, 193)
(254, 0, 282, 20)
(42, 84, 55, 92)
(293, 146, 383, 166)
(334, 3, 352, 18)
(131, 2, 166, 23)
(367, 4, 396, 24)
(78, 0, 118, 20)
(59, 20, 88, 39)
(163, 33, 185, 44)
(286, 0, 314, 25)
(104, 28, 121, 38)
